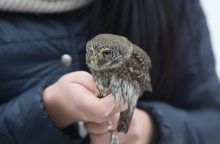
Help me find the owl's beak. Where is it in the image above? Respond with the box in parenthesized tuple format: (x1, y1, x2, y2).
(93, 54, 99, 65)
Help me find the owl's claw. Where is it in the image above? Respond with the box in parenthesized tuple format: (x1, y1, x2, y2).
(96, 89, 110, 98)
(96, 92, 104, 98)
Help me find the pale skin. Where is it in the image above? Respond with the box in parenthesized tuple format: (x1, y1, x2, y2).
(43, 71, 154, 143)
(85, 108, 155, 144)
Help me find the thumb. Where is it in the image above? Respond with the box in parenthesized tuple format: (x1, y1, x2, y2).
(66, 71, 97, 93)
(98, 95, 126, 118)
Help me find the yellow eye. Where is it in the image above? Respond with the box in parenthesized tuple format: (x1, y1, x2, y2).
(102, 50, 112, 58)
(103, 50, 110, 55)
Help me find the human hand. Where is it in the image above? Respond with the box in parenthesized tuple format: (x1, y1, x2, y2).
(85, 108, 155, 144)
(43, 71, 125, 128)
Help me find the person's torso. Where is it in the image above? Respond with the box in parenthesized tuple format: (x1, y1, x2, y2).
(0, 8, 90, 104)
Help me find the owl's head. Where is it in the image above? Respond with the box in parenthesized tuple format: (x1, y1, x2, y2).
(86, 34, 133, 71)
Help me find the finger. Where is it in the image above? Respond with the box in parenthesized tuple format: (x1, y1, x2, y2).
(92, 95, 128, 123)
(111, 113, 120, 130)
(85, 114, 120, 135)
(69, 87, 116, 123)
(109, 103, 127, 117)
(98, 94, 127, 116)
(94, 95, 116, 119)
(116, 132, 128, 144)
(84, 122, 109, 134)
(99, 94, 115, 106)
(90, 133, 112, 144)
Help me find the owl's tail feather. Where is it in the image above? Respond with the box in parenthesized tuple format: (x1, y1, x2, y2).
(117, 106, 135, 133)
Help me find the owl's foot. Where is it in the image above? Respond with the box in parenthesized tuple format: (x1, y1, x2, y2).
(96, 92, 104, 98)
(96, 89, 110, 98)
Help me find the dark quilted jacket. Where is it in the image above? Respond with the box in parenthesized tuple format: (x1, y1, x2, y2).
(0, 0, 220, 144)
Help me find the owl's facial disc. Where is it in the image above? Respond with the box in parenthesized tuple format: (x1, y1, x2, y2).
(92, 49, 113, 66)
(87, 47, 123, 71)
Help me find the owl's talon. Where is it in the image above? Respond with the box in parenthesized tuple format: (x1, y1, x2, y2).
(96, 92, 104, 98)
(96, 88, 110, 98)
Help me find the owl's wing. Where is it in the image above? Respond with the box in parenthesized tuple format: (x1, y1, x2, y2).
(126, 44, 152, 93)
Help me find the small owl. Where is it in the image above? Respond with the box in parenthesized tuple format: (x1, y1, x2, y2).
(86, 34, 152, 133)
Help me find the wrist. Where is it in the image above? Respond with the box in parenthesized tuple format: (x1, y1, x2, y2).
(43, 84, 73, 129)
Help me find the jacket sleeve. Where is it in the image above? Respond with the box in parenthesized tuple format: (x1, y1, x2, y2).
(138, 1, 220, 144)
(0, 84, 78, 144)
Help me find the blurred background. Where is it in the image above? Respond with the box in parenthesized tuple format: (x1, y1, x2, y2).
(201, 0, 220, 79)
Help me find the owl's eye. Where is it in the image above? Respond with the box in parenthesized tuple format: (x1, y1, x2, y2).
(87, 48, 94, 55)
(102, 50, 112, 59)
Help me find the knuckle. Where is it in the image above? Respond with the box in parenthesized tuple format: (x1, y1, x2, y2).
(90, 106, 109, 123)
(59, 74, 70, 82)
(97, 106, 110, 119)
(95, 117, 107, 124)
(85, 123, 104, 135)
(134, 131, 141, 140)
(132, 127, 142, 140)
(78, 71, 92, 78)
(89, 127, 99, 134)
